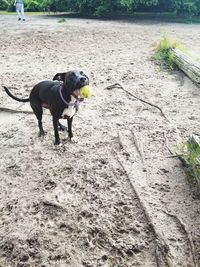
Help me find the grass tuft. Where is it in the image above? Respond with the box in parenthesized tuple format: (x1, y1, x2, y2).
(58, 18, 66, 23)
(153, 33, 184, 69)
(177, 135, 200, 195)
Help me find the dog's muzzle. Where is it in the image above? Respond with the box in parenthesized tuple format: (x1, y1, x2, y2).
(76, 76, 88, 88)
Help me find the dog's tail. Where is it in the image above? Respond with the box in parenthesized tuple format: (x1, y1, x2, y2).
(3, 86, 30, 103)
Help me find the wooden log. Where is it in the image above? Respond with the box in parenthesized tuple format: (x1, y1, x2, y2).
(171, 48, 200, 84)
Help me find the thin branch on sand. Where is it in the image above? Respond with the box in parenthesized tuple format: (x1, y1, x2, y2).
(117, 132, 197, 266)
(105, 83, 169, 121)
(0, 107, 50, 116)
(0, 107, 33, 114)
(162, 210, 198, 267)
(163, 132, 188, 165)
(163, 132, 174, 155)
(113, 133, 173, 266)
(131, 129, 145, 163)
(113, 149, 173, 267)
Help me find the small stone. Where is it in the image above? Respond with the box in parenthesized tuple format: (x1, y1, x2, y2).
(20, 253, 29, 262)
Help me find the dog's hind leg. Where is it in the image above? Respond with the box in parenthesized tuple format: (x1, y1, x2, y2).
(30, 102, 45, 138)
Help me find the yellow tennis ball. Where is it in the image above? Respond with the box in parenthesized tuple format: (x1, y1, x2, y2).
(80, 85, 92, 98)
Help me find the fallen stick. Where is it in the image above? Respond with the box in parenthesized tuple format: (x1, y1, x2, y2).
(0, 107, 33, 114)
(0, 107, 50, 116)
(162, 210, 198, 267)
(145, 154, 184, 160)
(105, 83, 169, 121)
(113, 134, 173, 266)
(113, 151, 173, 267)
(163, 132, 174, 155)
(42, 200, 64, 210)
(131, 129, 145, 163)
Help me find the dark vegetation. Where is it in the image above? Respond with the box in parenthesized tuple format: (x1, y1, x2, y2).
(0, 0, 200, 18)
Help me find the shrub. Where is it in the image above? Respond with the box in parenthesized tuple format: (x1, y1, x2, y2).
(153, 33, 182, 69)
(0, 0, 7, 10)
(172, 0, 200, 17)
(24, 0, 40, 12)
(177, 135, 200, 195)
(58, 17, 66, 23)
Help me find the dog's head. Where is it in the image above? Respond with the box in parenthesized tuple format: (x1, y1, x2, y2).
(53, 70, 89, 96)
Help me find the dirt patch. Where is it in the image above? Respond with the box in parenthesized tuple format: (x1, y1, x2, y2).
(0, 14, 199, 267)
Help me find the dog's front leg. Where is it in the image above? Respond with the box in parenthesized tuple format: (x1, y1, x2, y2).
(53, 116, 60, 145)
(67, 117, 73, 140)
(58, 121, 67, 132)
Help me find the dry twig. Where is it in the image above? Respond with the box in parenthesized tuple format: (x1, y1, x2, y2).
(162, 210, 198, 267)
(114, 150, 173, 267)
(163, 132, 175, 155)
(105, 83, 169, 121)
(0, 107, 51, 116)
(131, 129, 145, 163)
(0, 107, 33, 114)
(113, 134, 173, 266)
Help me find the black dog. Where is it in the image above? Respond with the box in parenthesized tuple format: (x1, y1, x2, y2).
(4, 70, 89, 145)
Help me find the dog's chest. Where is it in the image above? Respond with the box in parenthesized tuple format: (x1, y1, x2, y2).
(61, 96, 78, 119)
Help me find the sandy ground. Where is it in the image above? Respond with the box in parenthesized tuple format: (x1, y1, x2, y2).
(0, 14, 200, 267)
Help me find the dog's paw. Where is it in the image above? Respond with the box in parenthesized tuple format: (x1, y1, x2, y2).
(39, 129, 46, 137)
(53, 143, 65, 151)
(62, 137, 77, 143)
(39, 131, 46, 143)
(70, 137, 78, 143)
(54, 140, 61, 146)
(39, 135, 45, 142)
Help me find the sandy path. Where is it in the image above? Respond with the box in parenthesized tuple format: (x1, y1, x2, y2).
(0, 15, 199, 267)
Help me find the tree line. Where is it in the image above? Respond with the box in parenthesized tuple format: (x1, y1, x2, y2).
(1, 0, 200, 16)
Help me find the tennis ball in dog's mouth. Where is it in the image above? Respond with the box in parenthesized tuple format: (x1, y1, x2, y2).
(80, 85, 92, 98)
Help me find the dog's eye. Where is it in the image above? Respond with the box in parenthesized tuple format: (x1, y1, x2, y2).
(70, 72, 76, 77)
(80, 71, 84, 75)
(68, 73, 76, 81)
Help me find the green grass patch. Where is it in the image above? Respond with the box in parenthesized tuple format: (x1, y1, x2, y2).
(153, 33, 184, 69)
(0, 11, 14, 15)
(0, 11, 47, 15)
(58, 17, 66, 23)
(177, 135, 200, 195)
(153, 33, 200, 69)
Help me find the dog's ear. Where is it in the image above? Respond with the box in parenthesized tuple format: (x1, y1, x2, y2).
(53, 73, 66, 81)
